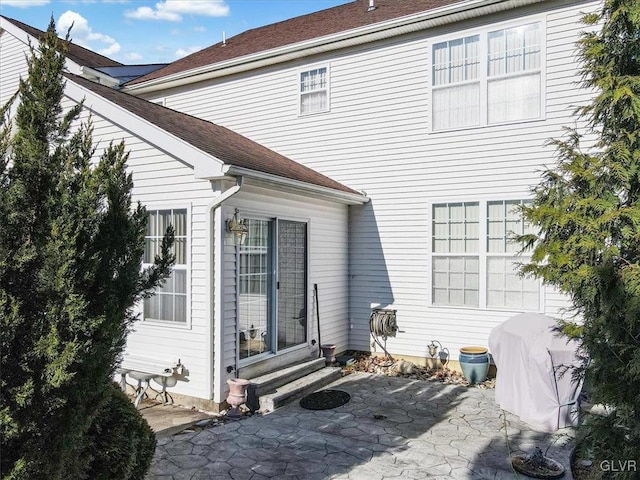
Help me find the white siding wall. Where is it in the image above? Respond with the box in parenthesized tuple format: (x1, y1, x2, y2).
(63, 95, 216, 400)
(0, 30, 29, 109)
(219, 186, 349, 392)
(144, 1, 598, 359)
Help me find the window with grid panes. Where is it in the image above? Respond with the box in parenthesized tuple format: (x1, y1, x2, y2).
(300, 67, 328, 115)
(486, 200, 539, 310)
(432, 200, 539, 310)
(143, 209, 187, 323)
(432, 202, 480, 307)
(432, 22, 542, 130)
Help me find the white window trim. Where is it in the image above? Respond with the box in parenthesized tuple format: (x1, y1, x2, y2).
(298, 64, 331, 117)
(429, 198, 544, 313)
(429, 15, 547, 133)
(140, 202, 192, 330)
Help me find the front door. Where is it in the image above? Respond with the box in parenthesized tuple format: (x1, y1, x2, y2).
(237, 218, 307, 361)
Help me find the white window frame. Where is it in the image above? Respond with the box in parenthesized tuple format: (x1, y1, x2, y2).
(430, 16, 546, 132)
(430, 198, 543, 312)
(141, 203, 191, 329)
(298, 64, 330, 116)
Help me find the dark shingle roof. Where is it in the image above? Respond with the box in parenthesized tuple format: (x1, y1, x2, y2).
(67, 73, 359, 195)
(127, 0, 464, 85)
(2, 16, 122, 68)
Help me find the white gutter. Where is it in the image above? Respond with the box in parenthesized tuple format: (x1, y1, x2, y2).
(221, 165, 369, 205)
(208, 176, 243, 405)
(124, 0, 545, 95)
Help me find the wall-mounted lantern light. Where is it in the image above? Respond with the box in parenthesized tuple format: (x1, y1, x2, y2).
(226, 209, 248, 245)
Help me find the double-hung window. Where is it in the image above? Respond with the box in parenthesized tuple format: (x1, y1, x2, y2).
(432, 36, 481, 130)
(299, 66, 329, 115)
(432, 203, 480, 306)
(143, 208, 188, 324)
(432, 21, 542, 130)
(432, 200, 539, 310)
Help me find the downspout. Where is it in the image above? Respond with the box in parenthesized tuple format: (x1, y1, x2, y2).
(208, 176, 243, 406)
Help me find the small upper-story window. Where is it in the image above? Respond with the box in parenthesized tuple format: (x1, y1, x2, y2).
(432, 21, 543, 131)
(300, 66, 329, 115)
(143, 208, 188, 324)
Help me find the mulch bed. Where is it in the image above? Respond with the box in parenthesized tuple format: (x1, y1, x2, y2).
(341, 352, 496, 389)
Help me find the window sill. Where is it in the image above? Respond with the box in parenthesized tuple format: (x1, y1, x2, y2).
(428, 304, 542, 314)
(429, 115, 546, 134)
(140, 318, 192, 330)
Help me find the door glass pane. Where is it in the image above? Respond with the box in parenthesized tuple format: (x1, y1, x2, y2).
(238, 219, 271, 360)
(277, 220, 307, 351)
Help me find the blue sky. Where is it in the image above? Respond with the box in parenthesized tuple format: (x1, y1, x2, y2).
(0, 0, 350, 64)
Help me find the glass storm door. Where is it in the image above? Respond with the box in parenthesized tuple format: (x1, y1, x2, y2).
(277, 220, 307, 350)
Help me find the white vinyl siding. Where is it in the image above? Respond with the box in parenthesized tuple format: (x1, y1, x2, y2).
(299, 66, 329, 115)
(432, 21, 542, 130)
(0, 30, 29, 109)
(144, 208, 188, 324)
(60, 95, 216, 401)
(144, 0, 598, 359)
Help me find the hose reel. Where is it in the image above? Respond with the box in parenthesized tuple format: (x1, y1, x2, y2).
(369, 308, 398, 360)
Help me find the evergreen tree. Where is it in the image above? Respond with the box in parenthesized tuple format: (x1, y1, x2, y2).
(518, 1, 640, 475)
(0, 19, 174, 479)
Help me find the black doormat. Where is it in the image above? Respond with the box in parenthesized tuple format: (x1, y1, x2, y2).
(299, 389, 351, 410)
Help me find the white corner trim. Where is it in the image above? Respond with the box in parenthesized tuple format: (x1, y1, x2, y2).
(63, 78, 225, 179)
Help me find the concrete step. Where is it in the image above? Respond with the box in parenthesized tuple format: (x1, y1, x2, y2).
(250, 357, 327, 396)
(258, 367, 342, 412)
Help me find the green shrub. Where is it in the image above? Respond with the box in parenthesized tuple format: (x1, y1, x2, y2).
(85, 383, 157, 480)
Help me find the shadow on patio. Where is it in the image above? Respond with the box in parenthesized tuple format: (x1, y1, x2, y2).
(147, 372, 515, 479)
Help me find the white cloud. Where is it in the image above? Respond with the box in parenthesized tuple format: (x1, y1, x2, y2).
(193, 26, 206, 33)
(2, 0, 50, 7)
(125, 0, 229, 22)
(99, 42, 120, 55)
(175, 46, 201, 58)
(124, 52, 143, 61)
(125, 6, 180, 21)
(57, 11, 120, 56)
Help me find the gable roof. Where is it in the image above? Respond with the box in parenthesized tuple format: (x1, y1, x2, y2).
(126, 0, 466, 86)
(66, 73, 361, 197)
(1, 16, 122, 69)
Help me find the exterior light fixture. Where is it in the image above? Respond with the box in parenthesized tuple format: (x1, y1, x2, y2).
(226, 209, 248, 245)
(428, 340, 444, 357)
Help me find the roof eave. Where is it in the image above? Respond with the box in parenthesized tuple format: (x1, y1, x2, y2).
(221, 165, 369, 205)
(123, 0, 545, 94)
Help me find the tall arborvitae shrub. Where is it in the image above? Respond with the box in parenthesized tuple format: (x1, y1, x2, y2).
(0, 19, 174, 479)
(518, 1, 640, 476)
